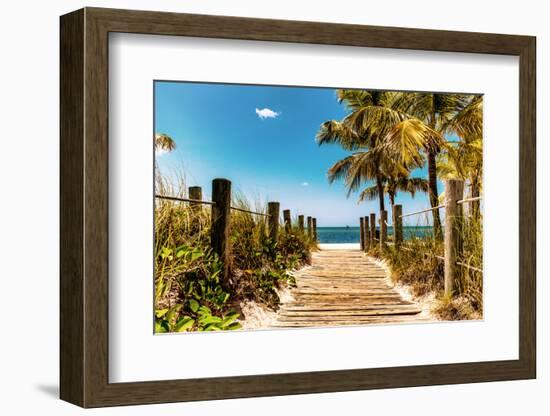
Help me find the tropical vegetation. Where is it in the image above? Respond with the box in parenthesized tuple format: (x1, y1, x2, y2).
(317, 89, 483, 319)
(154, 162, 316, 333)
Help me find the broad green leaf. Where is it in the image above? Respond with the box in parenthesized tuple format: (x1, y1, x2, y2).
(160, 247, 172, 260)
(226, 322, 242, 331)
(155, 308, 169, 318)
(204, 324, 221, 331)
(222, 313, 239, 325)
(175, 317, 195, 332)
(188, 299, 199, 313)
(154, 321, 167, 333)
(198, 305, 211, 315)
(200, 316, 222, 325)
(191, 251, 204, 261)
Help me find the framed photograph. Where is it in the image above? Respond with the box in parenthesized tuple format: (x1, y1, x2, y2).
(60, 7, 536, 408)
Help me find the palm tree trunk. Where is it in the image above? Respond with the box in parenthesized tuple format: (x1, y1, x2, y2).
(427, 150, 442, 239)
(389, 192, 395, 212)
(376, 175, 385, 212)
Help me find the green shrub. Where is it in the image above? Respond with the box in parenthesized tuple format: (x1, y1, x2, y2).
(369, 216, 482, 320)
(154, 173, 314, 332)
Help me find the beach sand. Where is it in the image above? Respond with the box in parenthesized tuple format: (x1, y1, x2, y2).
(318, 243, 360, 250)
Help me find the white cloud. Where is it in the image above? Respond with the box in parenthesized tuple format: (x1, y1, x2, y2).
(301, 182, 309, 187)
(255, 108, 280, 119)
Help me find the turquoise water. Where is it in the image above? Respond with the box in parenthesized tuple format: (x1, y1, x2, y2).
(317, 226, 434, 244)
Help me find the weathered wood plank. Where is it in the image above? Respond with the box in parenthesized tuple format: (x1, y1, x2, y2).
(279, 308, 422, 317)
(273, 248, 425, 328)
(282, 304, 416, 311)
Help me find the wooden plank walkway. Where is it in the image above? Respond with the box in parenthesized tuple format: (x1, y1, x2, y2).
(273, 249, 427, 328)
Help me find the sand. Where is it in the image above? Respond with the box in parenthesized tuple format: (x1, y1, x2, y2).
(318, 243, 360, 250)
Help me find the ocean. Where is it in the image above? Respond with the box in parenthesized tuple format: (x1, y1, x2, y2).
(317, 226, 434, 244)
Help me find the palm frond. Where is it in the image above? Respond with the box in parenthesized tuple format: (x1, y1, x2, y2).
(336, 89, 373, 109)
(358, 185, 380, 203)
(155, 133, 176, 152)
(344, 105, 407, 141)
(396, 177, 429, 197)
(326, 154, 356, 184)
(327, 151, 379, 197)
(316, 120, 364, 150)
(383, 119, 444, 168)
(442, 95, 483, 140)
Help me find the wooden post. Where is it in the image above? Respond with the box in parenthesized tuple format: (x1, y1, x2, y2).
(188, 186, 203, 232)
(470, 186, 481, 219)
(364, 216, 370, 251)
(370, 213, 376, 243)
(283, 209, 291, 232)
(312, 218, 317, 241)
(444, 179, 465, 297)
(211, 179, 231, 284)
(393, 204, 403, 245)
(380, 210, 387, 249)
(359, 217, 365, 250)
(307, 216, 313, 239)
(188, 186, 202, 209)
(298, 215, 304, 232)
(267, 202, 280, 242)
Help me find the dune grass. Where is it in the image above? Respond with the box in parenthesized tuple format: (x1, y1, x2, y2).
(154, 172, 316, 333)
(369, 213, 483, 320)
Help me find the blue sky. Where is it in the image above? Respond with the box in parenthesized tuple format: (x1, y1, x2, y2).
(155, 81, 441, 227)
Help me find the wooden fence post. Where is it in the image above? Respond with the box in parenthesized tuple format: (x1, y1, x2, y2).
(359, 217, 365, 250)
(211, 179, 231, 284)
(307, 216, 313, 239)
(188, 186, 203, 232)
(188, 186, 202, 212)
(444, 179, 465, 297)
(393, 204, 403, 246)
(380, 210, 387, 249)
(364, 216, 370, 251)
(283, 209, 291, 232)
(312, 218, 317, 241)
(268, 202, 280, 242)
(370, 213, 376, 243)
(298, 215, 304, 232)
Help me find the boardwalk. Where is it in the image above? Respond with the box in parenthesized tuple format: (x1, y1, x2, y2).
(273, 249, 426, 328)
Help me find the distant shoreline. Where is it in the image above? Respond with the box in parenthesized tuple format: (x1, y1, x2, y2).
(316, 225, 434, 244)
(316, 226, 434, 229)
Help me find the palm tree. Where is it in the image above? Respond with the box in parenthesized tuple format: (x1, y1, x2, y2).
(438, 95, 483, 216)
(383, 93, 474, 237)
(155, 133, 176, 153)
(324, 150, 386, 209)
(358, 176, 429, 211)
(317, 90, 409, 211)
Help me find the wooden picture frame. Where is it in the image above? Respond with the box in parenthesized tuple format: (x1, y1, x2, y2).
(60, 7, 536, 408)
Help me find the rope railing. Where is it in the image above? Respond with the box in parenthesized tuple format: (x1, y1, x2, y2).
(399, 196, 483, 219)
(456, 261, 483, 273)
(157, 180, 318, 284)
(399, 204, 445, 219)
(155, 194, 270, 217)
(229, 206, 271, 217)
(155, 194, 215, 205)
(457, 196, 482, 204)
(360, 180, 484, 297)
(399, 245, 481, 272)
